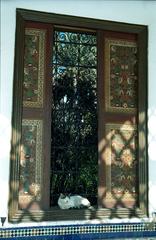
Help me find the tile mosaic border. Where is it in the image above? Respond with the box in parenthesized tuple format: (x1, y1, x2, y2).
(0, 223, 156, 239)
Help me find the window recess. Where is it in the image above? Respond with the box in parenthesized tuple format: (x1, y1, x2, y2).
(9, 9, 148, 222)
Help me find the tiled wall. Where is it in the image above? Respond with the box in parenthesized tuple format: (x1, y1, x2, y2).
(0, 223, 156, 239)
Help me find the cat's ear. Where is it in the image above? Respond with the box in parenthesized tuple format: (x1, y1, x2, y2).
(60, 193, 65, 198)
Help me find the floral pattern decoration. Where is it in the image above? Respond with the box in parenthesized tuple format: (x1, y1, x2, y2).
(23, 29, 45, 108)
(105, 123, 138, 208)
(105, 39, 138, 113)
(19, 120, 43, 209)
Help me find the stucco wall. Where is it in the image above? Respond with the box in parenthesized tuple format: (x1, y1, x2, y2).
(1, 0, 156, 228)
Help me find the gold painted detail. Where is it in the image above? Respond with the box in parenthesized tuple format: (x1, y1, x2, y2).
(19, 119, 43, 209)
(23, 28, 46, 108)
(105, 39, 137, 113)
(104, 123, 138, 208)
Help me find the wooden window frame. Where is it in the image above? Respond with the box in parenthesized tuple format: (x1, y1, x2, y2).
(9, 8, 148, 222)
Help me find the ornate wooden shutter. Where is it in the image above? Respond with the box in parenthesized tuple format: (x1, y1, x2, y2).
(19, 22, 53, 210)
(98, 31, 139, 209)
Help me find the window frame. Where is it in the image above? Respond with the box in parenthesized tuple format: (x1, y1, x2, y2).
(9, 8, 148, 222)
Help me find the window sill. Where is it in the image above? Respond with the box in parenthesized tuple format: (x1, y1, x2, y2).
(9, 207, 147, 223)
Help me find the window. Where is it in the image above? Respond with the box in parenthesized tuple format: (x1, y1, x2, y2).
(9, 9, 148, 222)
(51, 30, 98, 206)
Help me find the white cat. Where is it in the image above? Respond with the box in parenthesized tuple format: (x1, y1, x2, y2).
(58, 193, 91, 209)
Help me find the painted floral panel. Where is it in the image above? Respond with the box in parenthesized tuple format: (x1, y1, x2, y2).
(19, 119, 43, 209)
(105, 39, 137, 113)
(23, 29, 46, 108)
(104, 123, 138, 208)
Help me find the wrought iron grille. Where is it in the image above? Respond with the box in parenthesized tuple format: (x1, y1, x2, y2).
(50, 30, 98, 206)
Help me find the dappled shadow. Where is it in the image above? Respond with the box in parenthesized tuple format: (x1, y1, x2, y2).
(83, 111, 148, 221)
(8, 19, 148, 223)
(8, 126, 45, 223)
(8, 108, 148, 223)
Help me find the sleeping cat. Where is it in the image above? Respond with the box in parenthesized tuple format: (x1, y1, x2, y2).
(58, 193, 91, 209)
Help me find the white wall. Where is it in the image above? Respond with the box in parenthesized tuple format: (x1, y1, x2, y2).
(1, 0, 156, 227)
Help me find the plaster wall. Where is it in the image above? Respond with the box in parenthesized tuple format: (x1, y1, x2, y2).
(1, 0, 156, 228)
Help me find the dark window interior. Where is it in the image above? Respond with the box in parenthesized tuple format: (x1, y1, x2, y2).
(51, 30, 98, 206)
